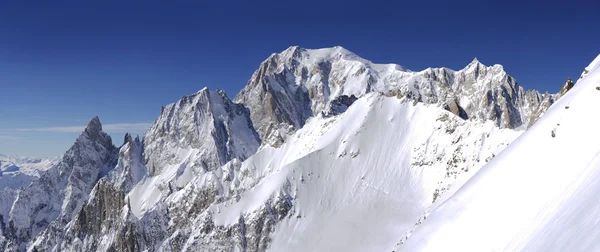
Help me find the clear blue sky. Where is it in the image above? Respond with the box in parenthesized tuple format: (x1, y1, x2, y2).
(0, 0, 597, 157)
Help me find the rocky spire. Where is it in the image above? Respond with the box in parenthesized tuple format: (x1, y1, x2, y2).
(124, 133, 133, 145)
(86, 116, 102, 131)
(84, 116, 103, 142)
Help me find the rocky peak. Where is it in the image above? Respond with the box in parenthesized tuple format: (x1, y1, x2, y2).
(84, 116, 103, 142)
(122, 133, 141, 147)
(462, 57, 486, 75)
(3, 117, 118, 250)
(143, 88, 260, 177)
(124, 132, 133, 145)
(468, 57, 482, 67)
(235, 46, 555, 145)
(108, 132, 145, 192)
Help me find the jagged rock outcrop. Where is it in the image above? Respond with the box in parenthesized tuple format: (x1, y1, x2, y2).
(1, 117, 118, 251)
(108, 133, 147, 192)
(557, 77, 575, 100)
(528, 77, 577, 128)
(527, 92, 556, 128)
(323, 95, 358, 116)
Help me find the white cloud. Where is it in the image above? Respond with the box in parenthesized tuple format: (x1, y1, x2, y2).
(8, 123, 152, 134)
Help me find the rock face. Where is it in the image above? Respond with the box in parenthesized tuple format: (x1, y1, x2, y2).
(0, 47, 578, 252)
(559, 78, 575, 97)
(144, 88, 261, 177)
(526, 92, 556, 128)
(1, 117, 118, 251)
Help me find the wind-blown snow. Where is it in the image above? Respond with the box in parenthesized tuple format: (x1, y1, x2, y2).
(402, 54, 600, 251)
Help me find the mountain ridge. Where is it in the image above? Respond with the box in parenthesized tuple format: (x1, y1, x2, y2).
(0, 46, 582, 251)
(235, 46, 557, 145)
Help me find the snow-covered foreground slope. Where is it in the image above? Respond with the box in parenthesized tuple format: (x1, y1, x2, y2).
(402, 54, 600, 251)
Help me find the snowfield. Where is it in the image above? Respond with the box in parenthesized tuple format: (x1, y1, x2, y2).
(206, 93, 520, 251)
(402, 54, 600, 251)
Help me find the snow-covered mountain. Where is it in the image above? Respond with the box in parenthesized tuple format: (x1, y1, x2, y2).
(0, 46, 579, 251)
(236, 46, 552, 145)
(401, 54, 600, 251)
(1, 117, 118, 250)
(0, 154, 58, 248)
(0, 154, 58, 190)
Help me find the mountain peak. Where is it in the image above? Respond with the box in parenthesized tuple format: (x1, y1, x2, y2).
(462, 57, 491, 74)
(124, 133, 133, 145)
(465, 57, 486, 68)
(82, 116, 113, 147)
(85, 116, 102, 134)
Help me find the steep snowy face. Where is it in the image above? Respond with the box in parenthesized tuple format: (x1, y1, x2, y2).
(235, 46, 549, 142)
(401, 54, 600, 251)
(37, 94, 521, 252)
(148, 93, 520, 252)
(2, 117, 118, 250)
(107, 133, 147, 192)
(143, 88, 261, 178)
(0, 155, 58, 190)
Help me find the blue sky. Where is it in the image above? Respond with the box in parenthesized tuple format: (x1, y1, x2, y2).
(0, 0, 597, 157)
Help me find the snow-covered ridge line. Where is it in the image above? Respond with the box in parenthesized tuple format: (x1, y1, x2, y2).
(236, 45, 561, 146)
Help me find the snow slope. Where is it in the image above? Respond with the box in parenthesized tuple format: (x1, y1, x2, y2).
(402, 54, 600, 251)
(181, 93, 519, 252)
